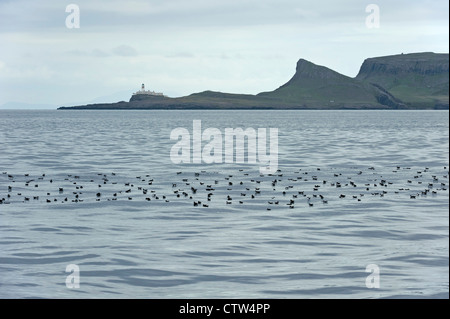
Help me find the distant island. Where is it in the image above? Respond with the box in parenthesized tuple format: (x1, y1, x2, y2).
(58, 52, 449, 110)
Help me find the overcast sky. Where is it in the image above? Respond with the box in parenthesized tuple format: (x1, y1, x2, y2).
(0, 0, 448, 108)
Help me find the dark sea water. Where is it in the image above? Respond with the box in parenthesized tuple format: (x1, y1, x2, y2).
(0, 110, 448, 299)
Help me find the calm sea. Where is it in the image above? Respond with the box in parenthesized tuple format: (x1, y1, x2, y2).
(0, 110, 448, 299)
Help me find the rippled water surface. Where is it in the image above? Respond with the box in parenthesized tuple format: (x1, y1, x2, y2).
(0, 110, 448, 298)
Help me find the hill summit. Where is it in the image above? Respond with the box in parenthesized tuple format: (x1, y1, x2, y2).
(257, 58, 406, 108)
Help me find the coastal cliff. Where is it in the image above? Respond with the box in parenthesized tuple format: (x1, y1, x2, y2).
(58, 52, 449, 110)
(356, 52, 449, 108)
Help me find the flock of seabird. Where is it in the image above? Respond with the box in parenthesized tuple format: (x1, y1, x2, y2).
(1, 166, 448, 210)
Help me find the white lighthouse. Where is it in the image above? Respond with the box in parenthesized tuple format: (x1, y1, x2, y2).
(133, 83, 166, 97)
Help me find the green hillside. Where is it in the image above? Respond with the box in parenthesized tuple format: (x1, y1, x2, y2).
(257, 59, 404, 109)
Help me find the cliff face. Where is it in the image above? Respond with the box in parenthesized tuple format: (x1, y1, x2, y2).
(357, 52, 449, 78)
(356, 52, 449, 108)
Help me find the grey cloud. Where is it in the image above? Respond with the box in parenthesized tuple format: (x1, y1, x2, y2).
(112, 45, 138, 57)
(1, 0, 447, 33)
(165, 52, 196, 59)
(91, 49, 109, 57)
(65, 49, 109, 57)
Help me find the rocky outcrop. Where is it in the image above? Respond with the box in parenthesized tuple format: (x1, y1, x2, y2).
(371, 83, 407, 109)
(129, 94, 168, 102)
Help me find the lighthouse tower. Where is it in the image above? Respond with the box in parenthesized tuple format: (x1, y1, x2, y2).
(133, 83, 165, 97)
